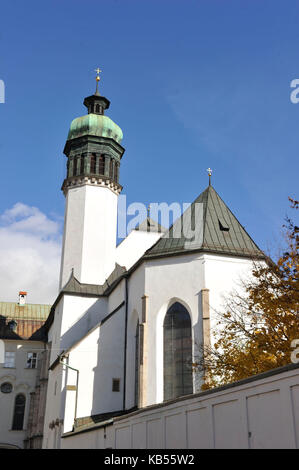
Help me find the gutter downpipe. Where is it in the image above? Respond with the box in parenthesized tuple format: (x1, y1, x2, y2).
(123, 276, 128, 410)
(59, 357, 79, 424)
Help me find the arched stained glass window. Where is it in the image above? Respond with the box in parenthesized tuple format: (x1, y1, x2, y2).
(12, 394, 26, 430)
(163, 302, 193, 401)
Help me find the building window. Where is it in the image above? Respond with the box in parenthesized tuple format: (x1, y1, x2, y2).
(4, 352, 15, 368)
(163, 302, 193, 401)
(1, 382, 13, 394)
(90, 154, 96, 174)
(112, 378, 120, 392)
(98, 155, 105, 175)
(26, 352, 38, 369)
(12, 394, 26, 430)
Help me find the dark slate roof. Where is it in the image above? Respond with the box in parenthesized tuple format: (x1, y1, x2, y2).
(45, 264, 127, 332)
(61, 263, 127, 296)
(0, 302, 51, 340)
(134, 217, 166, 233)
(145, 185, 264, 259)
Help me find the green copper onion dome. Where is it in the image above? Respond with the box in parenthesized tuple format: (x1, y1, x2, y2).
(66, 90, 123, 144)
(67, 113, 123, 143)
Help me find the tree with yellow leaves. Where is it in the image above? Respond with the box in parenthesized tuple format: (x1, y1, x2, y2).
(194, 198, 299, 389)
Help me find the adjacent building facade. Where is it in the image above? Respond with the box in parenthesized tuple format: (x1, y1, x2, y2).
(0, 293, 51, 449)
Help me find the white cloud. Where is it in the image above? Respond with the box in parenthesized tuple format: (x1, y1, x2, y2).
(0, 203, 62, 304)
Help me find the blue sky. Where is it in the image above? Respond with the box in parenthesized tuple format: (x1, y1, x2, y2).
(0, 0, 298, 302)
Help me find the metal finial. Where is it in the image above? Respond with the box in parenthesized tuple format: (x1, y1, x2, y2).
(147, 204, 151, 218)
(95, 67, 102, 94)
(207, 168, 212, 185)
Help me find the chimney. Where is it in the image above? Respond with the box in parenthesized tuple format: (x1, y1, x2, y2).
(19, 291, 27, 305)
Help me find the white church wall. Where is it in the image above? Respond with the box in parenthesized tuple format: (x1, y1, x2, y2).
(143, 252, 258, 407)
(107, 278, 125, 315)
(60, 295, 108, 353)
(90, 305, 126, 415)
(61, 364, 299, 449)
(64, 327, 100, 432)
(62, 303, 127, 433)
(125, 264, 146, 409)
(43, 294, 108, 447)
(144, 253, 206, 406)
(203, 254, 257, 344)
(116, 230, 162, 271)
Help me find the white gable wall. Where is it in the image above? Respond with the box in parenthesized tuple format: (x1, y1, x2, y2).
(116, 229, 162, 271)
(144, 253, 205, 406)
(142, 252, 256, 407)
(203, 254, 257, 344)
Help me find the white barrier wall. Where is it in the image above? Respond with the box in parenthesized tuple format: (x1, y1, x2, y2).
(61, 363, 299, 449)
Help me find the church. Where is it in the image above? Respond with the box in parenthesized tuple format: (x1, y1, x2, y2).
(41, 74, 265, 448)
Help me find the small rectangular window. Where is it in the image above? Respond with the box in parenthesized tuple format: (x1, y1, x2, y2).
(26, 352, 38, 369)
(112, 378, 120, 392)
(4, 352, 15, 368)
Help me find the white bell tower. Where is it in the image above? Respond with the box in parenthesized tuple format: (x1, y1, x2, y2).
(59, 72, 125, 289)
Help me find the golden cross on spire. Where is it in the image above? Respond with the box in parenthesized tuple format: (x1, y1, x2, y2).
(95, 67, 102, 94)
(207, 168, 213, 185)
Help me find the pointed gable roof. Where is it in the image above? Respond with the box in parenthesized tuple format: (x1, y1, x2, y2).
(145, 185, 265, 259)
